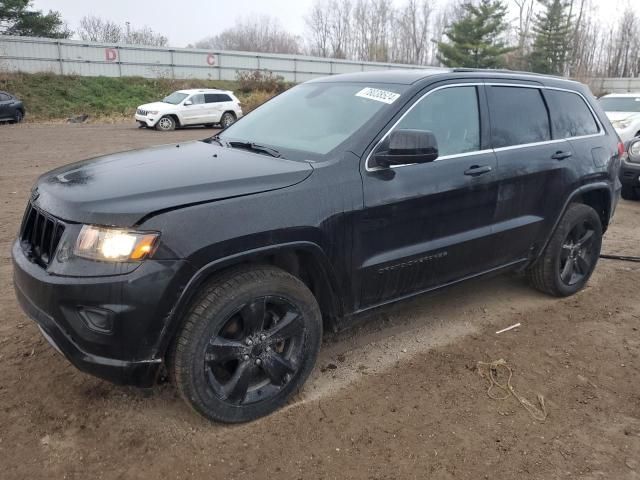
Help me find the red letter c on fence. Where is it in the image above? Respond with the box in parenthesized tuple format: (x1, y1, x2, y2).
(206, 53, 216, 66)
(105, 48, 118, 62)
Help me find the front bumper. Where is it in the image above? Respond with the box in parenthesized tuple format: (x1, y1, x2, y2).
(620, 160, 640, 187)
(12, 240, 193, 386)
(135, 113, 159, 127)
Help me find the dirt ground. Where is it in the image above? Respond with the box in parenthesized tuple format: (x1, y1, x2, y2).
(1, 122, 639, 480)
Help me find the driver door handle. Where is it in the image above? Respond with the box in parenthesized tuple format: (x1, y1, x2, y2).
(551, 150, 572, 160)
(464, 165, 493, 176)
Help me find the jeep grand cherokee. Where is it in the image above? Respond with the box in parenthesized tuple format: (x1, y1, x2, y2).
(13, 69, 622, 423)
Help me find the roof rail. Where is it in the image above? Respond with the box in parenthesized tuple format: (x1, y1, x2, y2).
(451, 67, 569, 81)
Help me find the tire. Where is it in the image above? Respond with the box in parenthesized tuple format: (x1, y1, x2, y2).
(155, 115, 176, 131)
(528, 203, 602, 297)
(621, 184, 639, 201)
(14, 110, 24, 124)
(170, 265, 322, 423)
(220, 112, 236, 129)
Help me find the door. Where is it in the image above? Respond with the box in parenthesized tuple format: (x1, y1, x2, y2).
(486, 84, 574, 264)
(355, 83, 501, 309)
(204, 93, 228, 123)
(181, 94, 207, 125)
(0, 93, 11, 120)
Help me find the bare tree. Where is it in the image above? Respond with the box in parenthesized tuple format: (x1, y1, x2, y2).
(305, 1, 332, 57)
(77, 15, 168, 46)
(77, 15, 121, 42)
(192, 16, 301, 54)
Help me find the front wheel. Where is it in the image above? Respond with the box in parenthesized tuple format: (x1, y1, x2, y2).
(528, 203, 602, 297)
(170, 265, 322, 423)
(155, 115, 176, 131)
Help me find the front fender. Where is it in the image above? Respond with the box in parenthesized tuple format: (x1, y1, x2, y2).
(151, 241, 343, 358)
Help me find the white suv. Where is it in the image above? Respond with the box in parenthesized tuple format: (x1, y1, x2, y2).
(599, 93, 640, 144)
(135, 89, 243, 131)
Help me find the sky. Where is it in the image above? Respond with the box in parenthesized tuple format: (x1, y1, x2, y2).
(31, 0, 631, 49)
(31, 0, 316, 47)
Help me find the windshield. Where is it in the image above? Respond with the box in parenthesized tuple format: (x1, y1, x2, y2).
(599, 96, 640, 113)
(219, 82, 407, 155)
(163, 92, 188, 105)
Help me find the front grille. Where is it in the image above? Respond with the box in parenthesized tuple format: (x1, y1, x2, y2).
(137, 108, 148, 116)
(19, 203, 65, 267)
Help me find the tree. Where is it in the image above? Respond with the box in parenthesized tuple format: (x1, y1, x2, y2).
(528, 0, 573, 75)
(0, 0, 70, 38)
(437, 0, 512, 68)
(77, 16, 168, 46)
(191, 16, 301, 54)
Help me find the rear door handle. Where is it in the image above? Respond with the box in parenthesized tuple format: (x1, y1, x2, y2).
(551, 150, 572, 160)
(464, 165, 493, 176)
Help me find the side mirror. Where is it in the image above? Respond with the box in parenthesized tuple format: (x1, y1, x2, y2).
(184, 100, 193, 106)
(374, 129, 439, 168)
(628, 138, 640, 163)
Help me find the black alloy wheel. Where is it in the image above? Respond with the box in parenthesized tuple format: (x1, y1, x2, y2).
(558, 219, 597, 286)
(170, 265, 322, 423)
(205, 296, 305, 405)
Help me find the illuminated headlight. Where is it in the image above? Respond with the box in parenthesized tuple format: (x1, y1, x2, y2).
(613, 120, 631, 129)
(74, 225, 159, 262)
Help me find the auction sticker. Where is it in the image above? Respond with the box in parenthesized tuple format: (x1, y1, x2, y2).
(355, 87, 400, 104)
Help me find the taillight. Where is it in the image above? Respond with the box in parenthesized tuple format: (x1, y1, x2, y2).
(618, 142, 625, 156)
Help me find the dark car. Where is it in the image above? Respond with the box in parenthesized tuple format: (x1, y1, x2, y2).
(620, 138, 640, 200)
(13, 69, 622, 423)
(0, 91, 25, 123)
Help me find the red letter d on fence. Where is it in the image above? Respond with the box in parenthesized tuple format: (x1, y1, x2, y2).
(105, 48, 118, 62)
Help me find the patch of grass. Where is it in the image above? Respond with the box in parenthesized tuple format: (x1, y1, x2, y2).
(0, 72, 259, 121)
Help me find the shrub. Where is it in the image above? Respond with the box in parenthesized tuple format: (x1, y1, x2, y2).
(236, 69, 288, 94)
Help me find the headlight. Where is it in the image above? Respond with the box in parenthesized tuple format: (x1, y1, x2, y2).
(148, 111, 159, 115)
(629, 139, 640, 163)
(74, 225, 159, 262)
(613, 120, 631, 129)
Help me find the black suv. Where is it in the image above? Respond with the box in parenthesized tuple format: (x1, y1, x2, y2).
(13, 69, 622, 423)
(0, 90, 25, 124)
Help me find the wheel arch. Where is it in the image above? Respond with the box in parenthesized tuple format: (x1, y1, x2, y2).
(535, 183, 612, 262)
(155, 241, 344, 358)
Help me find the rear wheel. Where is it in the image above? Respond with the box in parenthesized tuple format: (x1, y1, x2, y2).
(621, 184, 639, 201)
(9, 110, 23, 124)
(528, 203, 602, 297)
(170, 265, 322, 423)
(220, 112, 236, 129)
(155, 116, 176, 131)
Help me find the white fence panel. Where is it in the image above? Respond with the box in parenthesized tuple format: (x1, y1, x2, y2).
(2, 35, 638, 92)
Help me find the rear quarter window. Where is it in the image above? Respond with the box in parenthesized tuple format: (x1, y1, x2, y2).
(488, 86, 551, 148)
(205, 94, 232, 103)
(545, 90, 600, 138)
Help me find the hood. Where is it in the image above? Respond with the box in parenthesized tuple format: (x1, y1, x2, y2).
(605, 111, 640, 123)
(137, 101, 172, 111)
(34, 141, 313, 226)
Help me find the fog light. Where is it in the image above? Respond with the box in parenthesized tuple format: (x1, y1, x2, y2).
(78, 306, 114, 334)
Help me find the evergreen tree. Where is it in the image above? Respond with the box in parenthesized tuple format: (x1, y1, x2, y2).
(437, 0, 513, 68)
(0, 0, 70, 38)
(529, 0, 573, 75)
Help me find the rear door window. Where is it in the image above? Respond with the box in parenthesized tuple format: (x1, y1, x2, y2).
(488, 86, 551, 148)
(395, 86, 480, 157)
(545, 90, 599, 138)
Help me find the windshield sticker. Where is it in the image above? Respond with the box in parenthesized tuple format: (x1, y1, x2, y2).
(355, 87, 400, 104)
